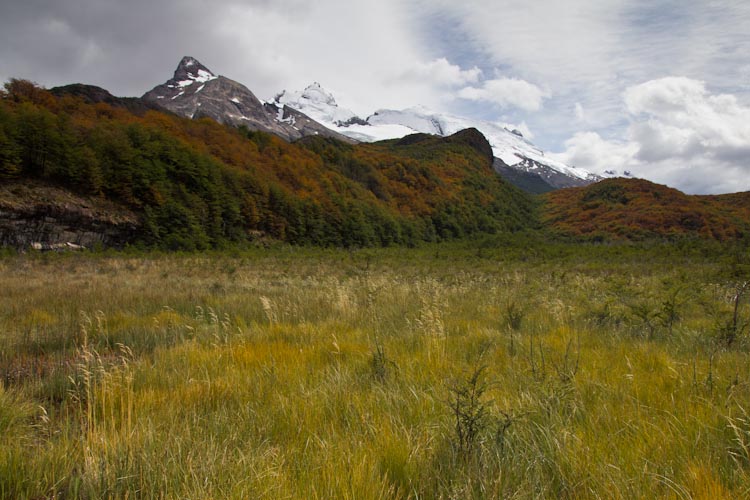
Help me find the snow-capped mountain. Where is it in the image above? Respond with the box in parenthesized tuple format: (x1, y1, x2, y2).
(273, 83, 364, 127)
(144, 59, 599, 191)
(143, 57, 353, 143)
(274, 83, 601, 190)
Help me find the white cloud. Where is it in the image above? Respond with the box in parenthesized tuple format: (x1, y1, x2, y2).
(624, 76, 707, 115)
(398, 58, 481, 87)
(574, 103, 585, 122)
(412, 1, 750, 105)
(458, 78, 547, 111)
(553, 132, 639, 175)
(625, 77, 750, 160)
(554, 77, 750, 193)
(211, 0, 436, 114)
(509, 121, 534, 140)
(407, 1, 750, 180)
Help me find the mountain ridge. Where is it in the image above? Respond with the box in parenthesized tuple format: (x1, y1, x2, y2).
(142, 57, 355, 144)
(143, 57, 600, 192)
(0, 79, 535, 249)
(273, 82, 602, 191)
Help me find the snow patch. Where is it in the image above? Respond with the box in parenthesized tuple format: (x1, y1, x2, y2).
(274, 105, 296, 125)
(176, 69, 217, 88)
(195, 69, 215, 83)
(497, 151, 522, 166)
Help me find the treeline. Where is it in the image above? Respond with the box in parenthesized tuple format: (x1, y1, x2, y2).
(0, 79, 535, 249)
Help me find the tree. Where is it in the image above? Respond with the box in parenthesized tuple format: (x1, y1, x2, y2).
(0, 124, 21, 179)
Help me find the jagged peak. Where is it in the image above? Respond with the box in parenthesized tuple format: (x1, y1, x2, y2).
(179, 56, 200, 68)
(299, 82, 336, 105)
(272, 82, 361, 127)
(169, 56, 217, 89)
(274, 82, 337, 107)
(273, 90, 287, 104)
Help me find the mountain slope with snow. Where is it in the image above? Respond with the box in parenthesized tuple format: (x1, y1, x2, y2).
(143, 57, 353, 143)
(275, 83, 601, 189)
(273, 83, 362, 127)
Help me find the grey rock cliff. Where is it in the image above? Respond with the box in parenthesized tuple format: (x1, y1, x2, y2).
(0, 184, 139, 250)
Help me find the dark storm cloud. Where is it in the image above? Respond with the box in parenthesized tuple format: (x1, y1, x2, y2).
(0, 0, 248, 96)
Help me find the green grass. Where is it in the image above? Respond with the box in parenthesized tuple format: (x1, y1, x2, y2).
(1, 244, 749, 498)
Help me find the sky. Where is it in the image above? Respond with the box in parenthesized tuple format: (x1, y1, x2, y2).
(1, 0, 749, 194)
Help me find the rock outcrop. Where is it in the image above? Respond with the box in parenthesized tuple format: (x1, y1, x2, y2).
(0, 183, 139, 250)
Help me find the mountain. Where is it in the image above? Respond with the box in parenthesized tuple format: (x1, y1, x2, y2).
(0, 80, 535, 249)
(542, 177, 750, 241)
(143, 57, 353, 143)
(6, 76, 749, 249)
(492, 161, 556, 194)
(273, 83, 601, 191)
(142, 59, 598, 192)
(273, 83, 364, 127)
(50, 83, 168, 116)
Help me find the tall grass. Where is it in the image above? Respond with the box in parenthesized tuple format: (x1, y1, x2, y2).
(1, 244, 749, 498)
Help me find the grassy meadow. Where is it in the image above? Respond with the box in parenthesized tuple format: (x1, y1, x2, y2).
(1, 243, 750, 498)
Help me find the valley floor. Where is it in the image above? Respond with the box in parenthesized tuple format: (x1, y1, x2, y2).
(1, 244, 749, 498)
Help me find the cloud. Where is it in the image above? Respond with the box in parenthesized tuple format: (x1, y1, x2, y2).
(458, 78, 548, 111)
(553, 132, 639, 174)
(507, 121, 534, 140)
(0, 0, 447, 113)
(398, 58, 481, 87)
(408, 1, 750, 170)
(574, 103, 585, 122)
(553, 77, 750, 193)
(624, 77, 750, 160)
(411, 1, 750, 103)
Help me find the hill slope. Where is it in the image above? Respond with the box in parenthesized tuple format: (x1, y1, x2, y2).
(542, 177, 750, 240)
(0, 79, 535, 249)
(50, 84, 167, 116)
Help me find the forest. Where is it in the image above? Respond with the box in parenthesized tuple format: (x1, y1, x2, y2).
(0, 79, 534, 250)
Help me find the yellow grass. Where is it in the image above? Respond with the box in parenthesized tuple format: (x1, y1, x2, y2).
(1, 245, 749, 498)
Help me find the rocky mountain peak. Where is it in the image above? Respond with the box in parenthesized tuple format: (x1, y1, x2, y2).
(300, 82, 337, 106)
(168, 56, 217, 89)
(143, 57, 355, 144)
(275, 82, 338, 108)
(272, 82, 359, 128)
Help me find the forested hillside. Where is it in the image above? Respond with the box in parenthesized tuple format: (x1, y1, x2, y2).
(4, 79, 750, 250)
(0, 79, 535, 249)
(542, 178, 750, 241)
